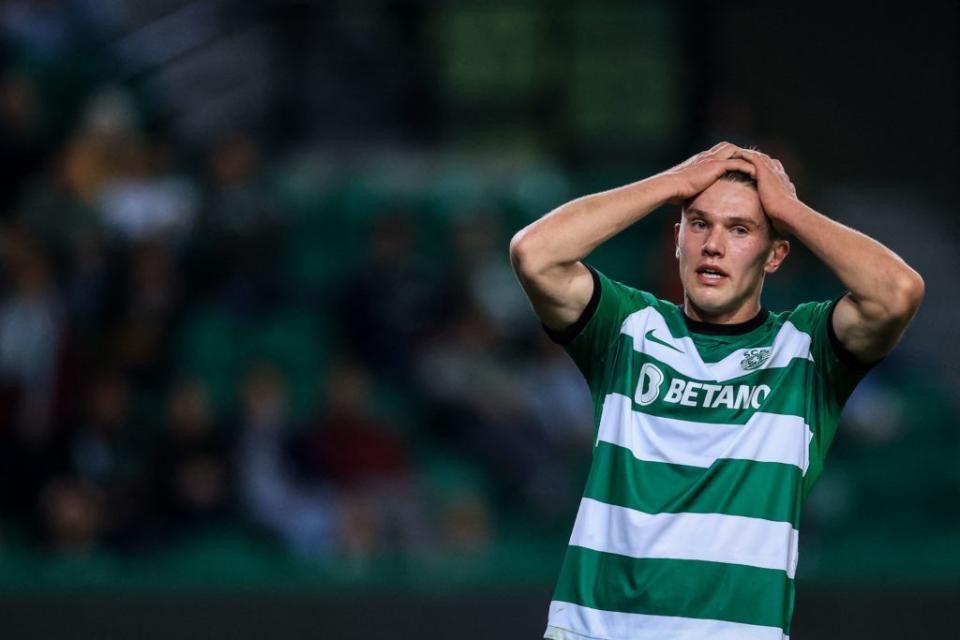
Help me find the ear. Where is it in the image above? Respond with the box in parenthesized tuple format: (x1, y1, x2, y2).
(763, 239, 790, 273)
(674, 222, 681, 259)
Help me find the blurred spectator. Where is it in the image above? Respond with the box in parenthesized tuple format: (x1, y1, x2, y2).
(205, 133, 277, 235)
(62, 231, 110, 342)
(424, 460, 496, 555)
(449, 211, 536, 342)
(17, 150, 103, 260)
(235, 362, 339, 560)
(415, 304, 569, 519)
(0, 71, 47, 219)
(149, 378, 232, 537)
(60, 369, 147, 546)
(37, 476, 104, 555)
(110, 239, 182, 386)
(298, 359, 411, 485)
(95, 137, 199, 242)
(61, 86, 142, 205)
(296, 359, 430, 558)
(0, 232, 69, 524)
(438, 490, 493, 554)
(334, 209, 449, 382)
(194, 132, 285, 310)
(522, 331, 595, 455)
(15, 149, 117, 381)
(56, 87, 198, 242)
(0, 232, 66, 435)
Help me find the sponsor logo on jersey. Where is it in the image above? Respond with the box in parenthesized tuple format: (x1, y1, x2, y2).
(635, 363, 771, 410)
(740, 348, 772, 371)
(644, 329, 684, 353)
(635, 363, 665, 406)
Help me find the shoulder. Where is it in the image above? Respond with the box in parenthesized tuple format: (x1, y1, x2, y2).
(589, 264, 658, 308)
(775, 297, 877, 374)
(544, 263, 664, 346)
(775, 300, 835, 335)
(589, 264, 682, 331)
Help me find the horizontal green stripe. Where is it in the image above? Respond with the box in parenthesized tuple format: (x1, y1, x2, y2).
(554, 546, 794, 631)
(606, 334, 816, 424)
(585, 442, 803, 527)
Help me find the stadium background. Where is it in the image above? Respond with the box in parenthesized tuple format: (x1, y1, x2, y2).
(0, 1, 956, 638)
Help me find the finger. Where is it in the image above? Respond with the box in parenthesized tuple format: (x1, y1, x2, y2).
(730, 148, 761, 166)
(734, 148, 776, 172)
(721, 159, 756, 176)
(709, 141, 739, 157)
(746, 147, 773, 161)
(759, 152, 781, 170)
(732, 147, 763, 160)
(722, 146, 743, 159)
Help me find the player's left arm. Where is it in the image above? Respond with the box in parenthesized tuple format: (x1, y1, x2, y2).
(734, 148, 925, 364)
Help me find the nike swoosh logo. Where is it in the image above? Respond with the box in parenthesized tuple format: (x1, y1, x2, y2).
(645, 329, 683, 353)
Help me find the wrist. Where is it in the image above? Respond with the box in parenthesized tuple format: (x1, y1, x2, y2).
(766, 198, 807, 233)
(648, 173, 687, 206)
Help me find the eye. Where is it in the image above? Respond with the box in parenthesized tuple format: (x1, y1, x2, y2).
(691, 220, 707, 230)
(732, 226, 749, 236)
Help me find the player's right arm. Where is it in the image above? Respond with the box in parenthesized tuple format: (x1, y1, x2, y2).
(509, 142, 755, 332)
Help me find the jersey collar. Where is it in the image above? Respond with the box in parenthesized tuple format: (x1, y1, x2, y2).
(679, 306, 769, 336)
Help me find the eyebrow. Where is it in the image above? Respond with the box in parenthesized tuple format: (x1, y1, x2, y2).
(686, 208, 758, 228)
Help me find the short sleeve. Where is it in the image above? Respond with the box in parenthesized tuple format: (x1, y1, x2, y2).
(804, 297, 881, 409)
(541, 264, 648, 391)
(793, 297, 882, 496)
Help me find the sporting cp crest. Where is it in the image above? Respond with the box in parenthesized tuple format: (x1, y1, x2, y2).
(740, 348, 772, 371)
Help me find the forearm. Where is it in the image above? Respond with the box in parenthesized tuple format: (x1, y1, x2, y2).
(777, 201, 924, 317)
(510, 174, 678, 272)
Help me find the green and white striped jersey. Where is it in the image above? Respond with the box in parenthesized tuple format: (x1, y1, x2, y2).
(541, 264, 874, 640)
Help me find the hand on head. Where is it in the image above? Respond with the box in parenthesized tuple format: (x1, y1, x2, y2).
(663, 142, 757, 206)
(730, 147, 799, 230)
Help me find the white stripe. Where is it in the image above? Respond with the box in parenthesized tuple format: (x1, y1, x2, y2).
(620, 307, 813, 382)
(570, 497, 800, 578)
(597, 393, 813, 475)
(546, 601, 788, 640)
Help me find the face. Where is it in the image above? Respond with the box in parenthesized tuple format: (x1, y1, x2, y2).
(674, 180, 789, 323)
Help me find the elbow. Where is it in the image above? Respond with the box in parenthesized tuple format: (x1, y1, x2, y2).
(888, 269, 925, 319)
(508, 229, 527, 263)
(510, 221, 576, 278)
(509, 228, 542, 276)
(908, 271, 925, 308)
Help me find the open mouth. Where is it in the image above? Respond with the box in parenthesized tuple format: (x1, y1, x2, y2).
(696, 266, 728, 283)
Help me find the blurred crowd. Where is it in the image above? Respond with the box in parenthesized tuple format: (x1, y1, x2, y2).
(0, 47, 595, 566)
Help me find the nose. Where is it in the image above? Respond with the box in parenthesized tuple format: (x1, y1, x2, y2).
(702, 226, 724, 257)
